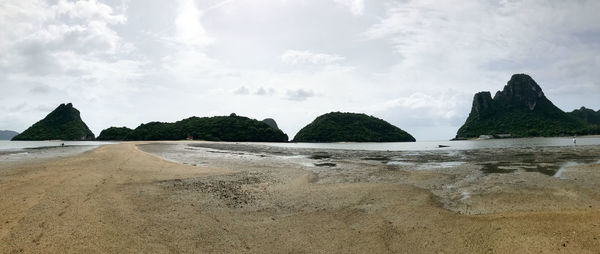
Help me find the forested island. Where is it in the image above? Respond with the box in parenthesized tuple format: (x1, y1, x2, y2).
(98, 114, 288, 142)
(455, 74, 592, 139)
(293, 112, 415, 142)
(12, 103, 95, 141)
(8, 79, 600, 143)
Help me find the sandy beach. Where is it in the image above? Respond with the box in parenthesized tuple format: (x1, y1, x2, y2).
(1, 142, 600, 253)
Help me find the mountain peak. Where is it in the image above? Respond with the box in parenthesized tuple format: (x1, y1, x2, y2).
(472, 91, 495, 114)
(12, 103, 95, 140)
(261, 118, 279, 130)
(494, 74, 545, 111)
(456, 74, 586, 138)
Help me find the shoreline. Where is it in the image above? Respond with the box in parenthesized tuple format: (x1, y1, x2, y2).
(139, 142, 600, 215)
(0, 145, 103, 170)
(1, 142, 600, 252)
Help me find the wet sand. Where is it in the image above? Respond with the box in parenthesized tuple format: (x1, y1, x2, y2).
(0, 145, 100, 170)
(1, 142, 600, 253)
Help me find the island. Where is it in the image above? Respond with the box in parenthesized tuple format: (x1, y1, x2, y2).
(12, 103, 95, 141)
(568, 107, 600, 135)
(98, 114, 288, 142)
(96, 127, 133, 141)
(293, 112, 416, 142)
(455, 74, 588, 139)
(261, 118, 280, 130)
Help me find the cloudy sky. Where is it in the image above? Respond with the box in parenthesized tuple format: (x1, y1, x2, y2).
(1, 0, 599, 140)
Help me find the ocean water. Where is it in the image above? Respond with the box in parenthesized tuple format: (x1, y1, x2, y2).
(260, 136, 600, 151)
(0, 140, 113, 152)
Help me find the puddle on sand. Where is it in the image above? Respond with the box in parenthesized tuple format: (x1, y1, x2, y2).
(479, 160, 600, 177)
(553, 162, 584, 179)
(386, 161, 415, 166)
(314, 162, 336, 167)
(460, 191, 471, 201)
(479, 162, 559, 176)
(362, 156, 390, 162)
(309, 153, 331, 160)
(417, 161, 465, 170)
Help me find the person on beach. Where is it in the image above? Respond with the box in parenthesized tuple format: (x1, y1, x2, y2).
(573, 135, 577, 144)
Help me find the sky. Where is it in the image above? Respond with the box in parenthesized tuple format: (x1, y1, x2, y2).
(1, 0, 599, 141)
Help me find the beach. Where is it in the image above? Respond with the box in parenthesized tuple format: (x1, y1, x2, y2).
(1, 142, 600, 253)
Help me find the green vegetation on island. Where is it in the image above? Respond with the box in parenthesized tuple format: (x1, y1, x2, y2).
(96, 127, 133, 141)
(568, 107, 600, 135)
(12, 103, 95, 141)
(455, 74, 588, 139)
(261, 118, 279, 130)
(100, 114, 288, 142)
(293, 112, 415, 142)
(0, 130, 19, 140)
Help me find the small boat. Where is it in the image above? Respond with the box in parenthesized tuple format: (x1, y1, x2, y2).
(438, 145, 450, 148)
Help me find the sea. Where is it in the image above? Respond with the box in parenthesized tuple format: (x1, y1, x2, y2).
(261, 136, 600, 151)
(2, 137, 599, 153)
(0, 141, 113, 153)
(0, 141, 116, 167)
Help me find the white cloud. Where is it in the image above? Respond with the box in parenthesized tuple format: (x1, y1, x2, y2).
(255, 87, 275, 96)
(281, 50, 345, 65)
(2, 0, 600, 140)
(173, 0, 213, 48)
(286, 89, 315, 101)
(233, 86, 250, 95)
(332, 0, 365, 16)
(0, 0, 132, 76)
(370, 92, 465, 122)
(52, 0, 127, 24)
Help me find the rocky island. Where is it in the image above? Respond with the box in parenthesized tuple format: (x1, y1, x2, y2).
(96, 127, 134, 141)
(261, 118, 279, 130)
(12, 103, 95, 141)
(99, 114, 288, 142)
(293, 112, 415, 142)
(569, 107, 600, 134)
(455, 74, 587, 139)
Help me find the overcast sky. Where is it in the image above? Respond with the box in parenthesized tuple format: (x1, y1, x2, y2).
(1, 0, 599, 140)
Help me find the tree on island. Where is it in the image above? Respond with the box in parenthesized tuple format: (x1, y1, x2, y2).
(455, 74, 588, 139)
(293, 112, 415, 142)
(12, 103, 95, 141)
(99, 114, 288, 142)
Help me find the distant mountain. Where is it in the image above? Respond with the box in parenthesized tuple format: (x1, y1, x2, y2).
(0, 130, 19, 140)
(293, 112, 415, 142)
(568, 107, 600, 135)
(455, 74, 587, 139)
(568, 107, 600, 125)
(12, 103, 95, 141)
(97, 127, 133, 141)
(261, 118, 279, 130)
(119, 113, 288, 142)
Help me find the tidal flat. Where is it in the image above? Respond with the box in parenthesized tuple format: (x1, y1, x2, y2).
(2, 142, 600, 253)
(140, 142, 600, 215)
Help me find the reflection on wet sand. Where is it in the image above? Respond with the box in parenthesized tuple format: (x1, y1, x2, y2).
(139, 142, 600, 215)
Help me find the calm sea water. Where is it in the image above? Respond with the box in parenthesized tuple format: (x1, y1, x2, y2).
(0, 141, 113, 152)
(260, 136, 600, 151)
(2, 137, 599, 153)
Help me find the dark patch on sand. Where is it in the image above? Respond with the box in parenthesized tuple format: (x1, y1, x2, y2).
(309, 153, 331, 160)
(314, 162, 336, 167)
(158, 173, 265, 208)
